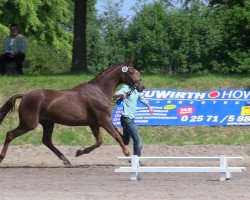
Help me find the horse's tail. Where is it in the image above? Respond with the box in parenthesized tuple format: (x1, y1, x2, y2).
(0, 94, 24, 124)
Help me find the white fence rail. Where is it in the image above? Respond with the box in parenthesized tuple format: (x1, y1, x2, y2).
(115, 155, 246, 181)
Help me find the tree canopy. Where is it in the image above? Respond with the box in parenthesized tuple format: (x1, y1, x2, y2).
(0, 0, 249, 74)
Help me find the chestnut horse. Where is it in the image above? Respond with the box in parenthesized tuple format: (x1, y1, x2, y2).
(0, 60, 144, 166)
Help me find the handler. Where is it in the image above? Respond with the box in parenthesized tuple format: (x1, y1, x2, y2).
(113, 84, 153, 157)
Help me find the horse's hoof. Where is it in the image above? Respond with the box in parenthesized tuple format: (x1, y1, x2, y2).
(0, 155, 4, 164)
(63, 160, 71, 166)
(75, 150, 82, 157)
(124, 150, 131, 157)
(60, 155, 71, 166)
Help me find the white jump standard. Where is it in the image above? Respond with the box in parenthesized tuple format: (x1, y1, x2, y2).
(115, 155, 246, 181)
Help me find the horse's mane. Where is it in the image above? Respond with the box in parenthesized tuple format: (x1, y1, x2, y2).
(74, 63, 124, 89)
(88, 63, 123, 84)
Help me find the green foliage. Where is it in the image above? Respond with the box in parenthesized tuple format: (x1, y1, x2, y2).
(0, 0, 74, 74)
(127, 3, 169, 73)
(126, 1, 224, 74)
(0, 0, 249, 75)
(86, 0, 105, 71)
(93, 0, 249, 75)
(91, 0, 128, 72)
(210, 0, 250, 73)
(0, 23, 8, 48)
(24, 38, 71, 75)
(0, 0, 73, 58)
(0, 24, 71, 74)
(0, 0, 97, 74)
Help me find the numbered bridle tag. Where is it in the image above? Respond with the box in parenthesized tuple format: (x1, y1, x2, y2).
(122, 66, 128, 73)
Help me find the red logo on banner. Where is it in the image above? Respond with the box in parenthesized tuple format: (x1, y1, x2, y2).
(208, 91, 220, 98)
(177, 106, 195, 116)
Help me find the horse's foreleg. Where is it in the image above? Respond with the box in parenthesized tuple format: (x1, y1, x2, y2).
(41, 121, 71, 166)
(0, 125, 30, 164)
(102, 120, 130, 156)
(76, 126, 102, 157)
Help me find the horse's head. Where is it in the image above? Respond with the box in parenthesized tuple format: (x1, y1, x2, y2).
(120, 60, 145, 92)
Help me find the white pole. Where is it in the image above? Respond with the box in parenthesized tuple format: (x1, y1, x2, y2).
(129, 155, 140, 181)
(219, 155, 231, 181)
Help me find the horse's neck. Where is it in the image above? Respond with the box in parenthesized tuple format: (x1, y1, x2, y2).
(91, 68, 121, 97)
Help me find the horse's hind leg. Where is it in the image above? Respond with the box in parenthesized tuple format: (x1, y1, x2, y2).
(41, 121, 71, 166)
(76, 126, 102, 157)
(0, 125, 31, 164)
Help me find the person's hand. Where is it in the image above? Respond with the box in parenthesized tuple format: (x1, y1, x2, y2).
(121, 93, 127, 99)
(148, 106, 154, 114)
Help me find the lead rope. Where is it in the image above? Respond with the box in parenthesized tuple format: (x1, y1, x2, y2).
(115, 86, 135, 105)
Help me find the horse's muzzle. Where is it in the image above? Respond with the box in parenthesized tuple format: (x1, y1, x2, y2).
(136, 81, 145, 92)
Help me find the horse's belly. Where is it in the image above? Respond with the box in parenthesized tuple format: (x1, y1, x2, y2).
(43, 105, 89, 126)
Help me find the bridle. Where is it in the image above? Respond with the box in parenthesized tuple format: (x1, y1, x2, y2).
(114, 66, 142, 105)
(122, 66, 141, 91)
(125, 73, 141, 90)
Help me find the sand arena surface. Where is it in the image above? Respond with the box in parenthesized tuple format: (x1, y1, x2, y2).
(0, 144, 249, 200)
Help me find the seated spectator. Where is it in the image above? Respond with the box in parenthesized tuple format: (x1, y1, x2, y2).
(0, 23, 26, 75)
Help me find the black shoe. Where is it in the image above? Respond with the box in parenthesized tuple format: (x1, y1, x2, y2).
(128, 160, 144, 166)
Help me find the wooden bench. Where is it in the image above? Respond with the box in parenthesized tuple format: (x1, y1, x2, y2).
(6, 60, 30, 75)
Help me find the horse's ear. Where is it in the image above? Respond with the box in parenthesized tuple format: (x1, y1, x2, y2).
(126, 59, 133, 67)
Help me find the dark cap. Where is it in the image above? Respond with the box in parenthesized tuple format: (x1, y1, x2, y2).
(9, 23, 18, 28)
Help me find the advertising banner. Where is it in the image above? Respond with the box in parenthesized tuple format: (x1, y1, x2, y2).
(111, 89, 250, 126)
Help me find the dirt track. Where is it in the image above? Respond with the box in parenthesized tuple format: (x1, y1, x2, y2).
(0, 145, 249, 200)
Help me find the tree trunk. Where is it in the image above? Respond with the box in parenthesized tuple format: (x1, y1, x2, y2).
(71, 0, 87, 73)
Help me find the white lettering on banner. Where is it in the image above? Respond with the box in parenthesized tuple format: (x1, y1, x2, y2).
(112, 89, 250, 126)
(175, 92, 187, 98)
(246, 91, 250, 98)
(135, 120, 148, 123)
(194, 92, 207, 99)
(136, 106, 163, 110)
(221, 90, 250, 99)
(169, 92, 176, 98)
(144, 91, 155, 98)
(153, 110, 169, 113)
(136, 110, 168, 113)
(136, 113, 167, 116)
(233, 91, 243, 98)
(144, 90, 250, 100)
(187, 92, 197, 98)
(144, 91, 207, 100)
(221, 90, 232, 99)
(144, 116, 177, 120)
